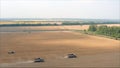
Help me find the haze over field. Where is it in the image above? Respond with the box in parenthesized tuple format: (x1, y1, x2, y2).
(1, 0, 120, 19)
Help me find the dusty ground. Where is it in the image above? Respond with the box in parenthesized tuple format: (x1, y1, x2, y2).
(0, 30, 120, 67)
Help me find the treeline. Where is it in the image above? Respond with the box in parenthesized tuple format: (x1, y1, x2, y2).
(62, 22, 82, 25)
(88, 25, 120, 39)
(0, 23, 59, 27)
(62, 21, 120, 25)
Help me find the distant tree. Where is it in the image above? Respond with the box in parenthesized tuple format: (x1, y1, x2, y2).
(88, 25, 97, 32)
(96, 25, 107, 35)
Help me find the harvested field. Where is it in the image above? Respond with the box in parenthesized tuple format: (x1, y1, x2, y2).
(0, 29, 120, 67)
(97, 24, 120, 27)
(0, 25, 89, 32)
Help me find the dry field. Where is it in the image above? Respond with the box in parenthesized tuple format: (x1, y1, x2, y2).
(0, 24, 120, 32)
(0, 25, 89, 32)
(0, 30, 120, 67)
(97, 24, 120, 27)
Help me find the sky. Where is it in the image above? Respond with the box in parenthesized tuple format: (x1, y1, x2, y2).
(0, 0, 120, 19)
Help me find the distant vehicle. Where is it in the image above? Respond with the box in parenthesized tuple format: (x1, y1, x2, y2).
(34, 58, 44, 62)
(8, 51, 15, 54)
(67, 54, 77, 58)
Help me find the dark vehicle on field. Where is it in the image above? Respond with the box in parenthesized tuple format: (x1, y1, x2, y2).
(67, 54, 77, 58)
(34, 58, 44, 62)
(8, 51, 15, 54)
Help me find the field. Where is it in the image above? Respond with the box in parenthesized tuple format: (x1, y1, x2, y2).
(0, 24, 120, 32)
(0, 24, 120, 67)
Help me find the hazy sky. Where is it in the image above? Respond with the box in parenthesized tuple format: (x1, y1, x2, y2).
(0, 0, 120, 19)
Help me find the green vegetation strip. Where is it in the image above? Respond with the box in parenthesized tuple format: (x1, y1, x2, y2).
(73, 25, 120, 40)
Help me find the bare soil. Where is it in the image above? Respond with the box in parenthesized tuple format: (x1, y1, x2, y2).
(0, 31, 120, 67)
